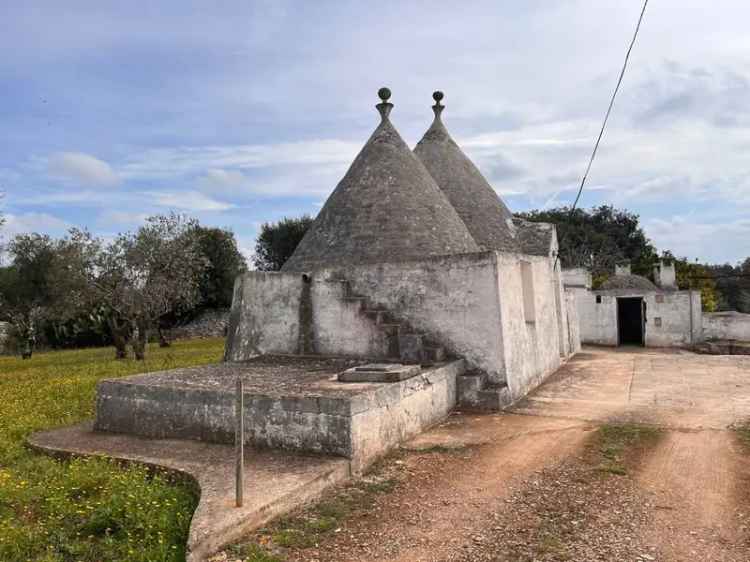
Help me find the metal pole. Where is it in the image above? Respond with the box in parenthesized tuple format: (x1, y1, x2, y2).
(235, 376, 244, 508)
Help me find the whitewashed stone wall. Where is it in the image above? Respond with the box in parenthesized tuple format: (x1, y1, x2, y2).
(565, 290, 582, 355)
(333, 252, 507, 381)
(494, 253, 567, 399)
(575, 289, 702, 347)
(226, 250, 579, 398)
(704, 311, 750, 341)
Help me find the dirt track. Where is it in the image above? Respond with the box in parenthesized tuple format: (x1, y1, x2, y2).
(218, 348, 750, 561)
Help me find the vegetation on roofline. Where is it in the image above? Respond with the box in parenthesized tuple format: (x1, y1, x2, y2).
(0, 337, 225, 562)
(253, 215, 314, 272)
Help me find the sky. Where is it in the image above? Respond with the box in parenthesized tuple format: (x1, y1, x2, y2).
(1, 0, 749, 264)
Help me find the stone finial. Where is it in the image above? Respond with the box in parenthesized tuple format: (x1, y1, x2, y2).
(432, 90, 445, 120)
(654, 260, 677, 290)
(376, 87, 393, 121)
(615, 262, 631, 277)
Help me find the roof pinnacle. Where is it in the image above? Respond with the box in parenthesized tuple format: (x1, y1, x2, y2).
(432, 90, 445, 120)
(376, 87, 393, 121)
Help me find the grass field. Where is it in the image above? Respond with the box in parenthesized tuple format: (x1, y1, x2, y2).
(0, 338, 226, 562)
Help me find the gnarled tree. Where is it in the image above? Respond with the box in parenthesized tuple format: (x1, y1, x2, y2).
(89, 214, 208, 360)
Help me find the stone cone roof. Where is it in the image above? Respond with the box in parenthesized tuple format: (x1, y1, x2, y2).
(282, 91, 479, 272)
(600, 274, 658, 291)
(414, 93, 519, 252)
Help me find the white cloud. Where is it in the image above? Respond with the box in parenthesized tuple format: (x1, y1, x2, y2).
(2, 212, 71, 239)
(121, 140, 360, 177)
(644, 215, 750, 264)
(48, 152, 119, 187)
(197, 169, 247, 191)
(151, 190, 235, 212)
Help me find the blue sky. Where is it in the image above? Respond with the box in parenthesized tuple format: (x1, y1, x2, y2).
(1, 1, 749, 264)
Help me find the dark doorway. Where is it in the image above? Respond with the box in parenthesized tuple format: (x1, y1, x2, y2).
(617, 297, 644, 346)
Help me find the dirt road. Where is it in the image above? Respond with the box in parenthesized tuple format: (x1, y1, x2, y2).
(218, 348, 750, 561)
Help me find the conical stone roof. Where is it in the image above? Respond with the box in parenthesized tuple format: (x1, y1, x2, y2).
(282, 89, 479, 272)
(414, 92, 519, 253)
(600, 274, 658, 292)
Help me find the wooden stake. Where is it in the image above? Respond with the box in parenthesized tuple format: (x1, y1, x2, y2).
(235, 376, 244, 508)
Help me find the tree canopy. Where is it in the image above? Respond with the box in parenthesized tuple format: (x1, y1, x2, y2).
(516, 205, 659, 284)
(194, 226, 247, 309)
(253, 215, 313, 271)
(0, 215, 245, 359)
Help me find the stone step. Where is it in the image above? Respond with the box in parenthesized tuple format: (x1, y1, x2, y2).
(398, 333, 424, 364)
(457, 371, 511, 411)
(475, 383, 512, 411)
(457, 370, 487, 404)
(422, 347, 446, 364)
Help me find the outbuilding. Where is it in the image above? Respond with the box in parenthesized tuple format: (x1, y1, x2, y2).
(564, 262, 702, 348)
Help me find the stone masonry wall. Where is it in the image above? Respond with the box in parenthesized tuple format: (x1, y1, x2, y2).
(167, 309, 229, 340)
(704, 311, 750, 342)
(576, 289, 702, 347)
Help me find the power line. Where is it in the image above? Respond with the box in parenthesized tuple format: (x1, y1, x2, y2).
(554, 0, 649, 270)
(569, 0, 649, 213)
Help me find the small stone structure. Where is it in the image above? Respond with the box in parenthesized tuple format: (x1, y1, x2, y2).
(95, 89, 580, 473)
(95, 355, 462, 473)
(564, 262, 702, 347)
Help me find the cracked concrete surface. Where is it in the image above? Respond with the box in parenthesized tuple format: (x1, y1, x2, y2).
(511, 346, 750, 429)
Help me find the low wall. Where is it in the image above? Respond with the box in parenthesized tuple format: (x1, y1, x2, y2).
(703, 311, 750, 342)
(95, 360, 463, 473)
(168, 309, 229, 340)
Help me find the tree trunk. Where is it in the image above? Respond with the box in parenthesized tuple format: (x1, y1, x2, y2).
(132, 318, 149, 361)
(158, 326, 171, 348)
(108, 316, 129, 359)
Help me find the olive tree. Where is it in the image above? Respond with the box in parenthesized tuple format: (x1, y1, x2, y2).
(88, 214, 209, 360)
(0, 234, 58, 358)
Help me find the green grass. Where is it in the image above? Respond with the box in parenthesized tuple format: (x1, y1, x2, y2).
(0, 338, 225, 562)
(593, 423, 662, 476)
(231, 475, 400, 559)
(734, 422, 750, 449)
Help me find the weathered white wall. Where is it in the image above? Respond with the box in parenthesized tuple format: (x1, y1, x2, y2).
(704, 311, 750, 341)
(562, 268, 592, 289)
(575, 289, 702, 347)
(645, 291, 702, 347)
(226, 250, 574, 399)
(565, 290, 582, 354)
(224, 272, 303, 361)
(495, 253, 565, 399)
(576, 292, 619, 345)
(331, 252, 506, 381)
(311, 279, 390, 357)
